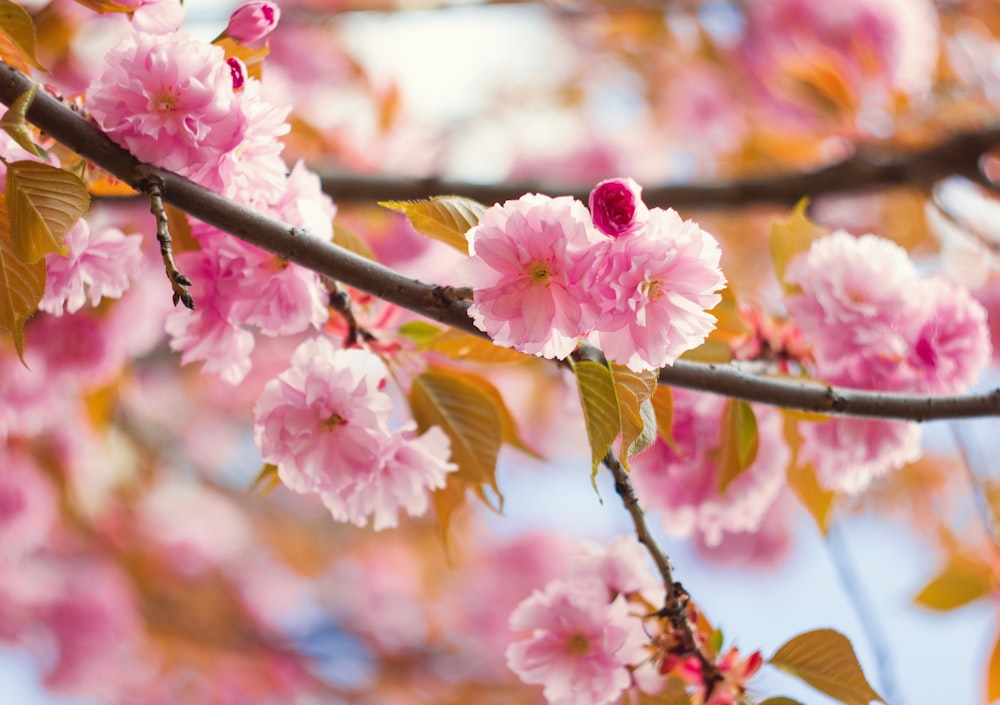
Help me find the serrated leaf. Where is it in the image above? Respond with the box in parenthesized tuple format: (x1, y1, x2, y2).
(0, 193, 44, 363)
(651, 386, 677, 451)
(988, 629, 1000, 704)
(913, 550, 995, 611)
(572, 359, 621, 483)
(423, 365, 540, 460)
(759, 699, 805, 705)
(715, 399, 759, 494)
(333, 222, 376, 260)
(771, 199, 827, 295)
(409, 368, 504, 507)
(0, 84, 46, 159)
(611, 364, 658, 467)
(398, 320, 442, 345)
(770, 629, 885, 705)
(380, 196, 486, 254)
(425, 328, 531, 364)
(783, 412, 835, 534)
(6, 161, 89, 262)
(0, 0, 45, 72)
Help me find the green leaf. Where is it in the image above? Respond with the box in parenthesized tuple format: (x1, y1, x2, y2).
(6, 161, 90, 262)
(715, 399, 759, 494)
(610, 364, 658, 468)
(572, 359, 621, 484)
(770, 198, 827, 295)
(0, 84, 47, 159)
(379, 196, 486, 254)
(0, 193, 44, 363)
(0, 0, 46, 72)
(398, 320, 443, 345)
(770, 628, 885, 705)
(913, 551, 995, 611)
(409, 368, 504, 507)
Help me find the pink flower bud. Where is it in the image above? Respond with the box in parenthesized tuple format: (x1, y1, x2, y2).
(588, 177, 649, 238)
(226, 1, 281, 45)
(227, 58, 245, 91)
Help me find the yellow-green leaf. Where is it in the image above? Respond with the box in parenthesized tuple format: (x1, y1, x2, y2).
(250, 464, 282, 496)
(0, 84, 46, 159)
(680, 338, 733, 363)
(715, 399, 759, 494)
(611, 364, 658, 467)
(424, 328, 531, 364)
(398, 320, 442, 345)
(770, 628, 885, 705)
(69, 0, 133, 13)
(0, 0, 45, 72)
(988, 628, 1000, 704)
(770, 198, 827, 295)
(432, 472, 467, 552)
(913, 551, 995, 611)
(651, 386, 677, 451)
(333, 222, 376, 260)
(380, 196, 486, 254)
(0, 193, 44, 363)
(6, 161, 89, 263)
(783, 413, 835, 534)
(409, 368, 504, 506)
(572, 359, 621, 483)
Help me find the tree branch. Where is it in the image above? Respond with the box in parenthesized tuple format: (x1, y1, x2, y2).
(316, 127, 1000, 209)
(2, 61, 997, 422)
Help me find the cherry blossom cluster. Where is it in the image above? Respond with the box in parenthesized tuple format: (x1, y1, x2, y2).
(786, 231, 991, 493)
(85, 1, 321, 385)
(460, 178, 726, 372)
(252, 336, 456, 529)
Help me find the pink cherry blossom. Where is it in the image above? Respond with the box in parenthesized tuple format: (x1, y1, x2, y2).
(40, 221, 144, 316)
(124, 0, 185, 35)
(460, 194, 605, 359)
(86, 31, 243, 179)
(320, 424, 456, 530)
(506, 577, 648, 705)
(226, 1, 281, 46)
(785, 231, 917, 387)
(799, 417, 921, 494)
(589, 177, 649, 238)
(589, 207, 726, 372)
(901, 276, 991, 395)
(570, 535, 662, 601)
(630, 389, 788, 547)
(253, 337, 393, 496)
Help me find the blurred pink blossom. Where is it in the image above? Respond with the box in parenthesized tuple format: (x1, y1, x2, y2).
(506, 577, 648, 705)
(124, 0, 184, 34)
(460, 194, 604, 359)
(40, 221, 143, 316)
(630, 389, 788, 547)
(226, 1, 281, 46)
(588, 177, 649, 239)
(569, 535, 662, 602)
(589, 207, 726, 372)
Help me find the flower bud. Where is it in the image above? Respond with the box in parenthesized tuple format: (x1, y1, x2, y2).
(226, 1, 281, 45)
(588, 177, 649, 238)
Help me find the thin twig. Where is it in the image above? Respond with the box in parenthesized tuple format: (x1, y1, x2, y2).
(603, 451, 722, 694)
(1, 61, 998, 422)
(140, 174, 194, 309)
(323, 277, 376, 346)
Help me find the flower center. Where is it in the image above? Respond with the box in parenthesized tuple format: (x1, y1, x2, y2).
(323, 412, 347, 429)
(641, 278, 664, 302)
(566, 634, 590, 656)
(154, 89, 178, 113)
(528, 261, 551, 285)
